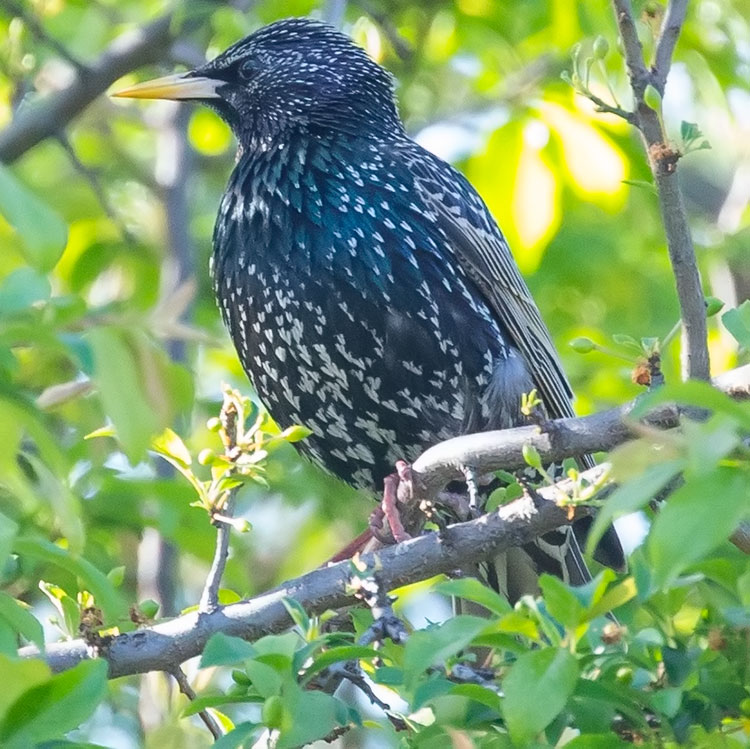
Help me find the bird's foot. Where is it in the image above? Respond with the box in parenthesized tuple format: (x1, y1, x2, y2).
(435, 490, 475, 522)
(370, 460, 413, 545)
(460, 464, 481, 511)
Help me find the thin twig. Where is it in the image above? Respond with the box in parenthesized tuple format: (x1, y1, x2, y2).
(610, 0, 710, 381)
(0, 13, 174, 163)
(199, 394, 240, 614)
(170, 667, 223, 740)
(651, 0, 688, 94)
(353, 0, 414, 60)
(586, 90, 637, 124)
(0, 0, 86, 70)
(198, 495, 236, 614)
(55, 134, 137, 244)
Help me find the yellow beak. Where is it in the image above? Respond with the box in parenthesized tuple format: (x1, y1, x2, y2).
(112, 73, 221, 101)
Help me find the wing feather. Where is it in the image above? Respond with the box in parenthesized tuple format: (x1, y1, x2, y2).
(405, 145, 625, 568)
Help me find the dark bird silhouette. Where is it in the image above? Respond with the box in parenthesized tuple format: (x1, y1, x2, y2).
(114, 17, 623, 599)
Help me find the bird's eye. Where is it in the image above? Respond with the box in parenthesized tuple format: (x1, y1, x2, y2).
(239, 58, 257, 80)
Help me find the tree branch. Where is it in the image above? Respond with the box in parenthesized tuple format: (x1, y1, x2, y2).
(18, 364, 750, 678)
(0, 13, 174, 163)
(611, 0, 710, 381)
(170, 666, 223, 740)
(652, 0, 688, 95)
(21, 468, 603, 678)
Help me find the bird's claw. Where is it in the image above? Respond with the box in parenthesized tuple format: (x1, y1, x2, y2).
(369, 460, 413, 545)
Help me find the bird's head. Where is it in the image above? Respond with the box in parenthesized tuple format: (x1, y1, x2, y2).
(114, 17, 403, 146)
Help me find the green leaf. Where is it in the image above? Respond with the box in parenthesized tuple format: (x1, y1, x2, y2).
(0, 592, 44, 650)
(245, 658, 284, 698)
(278, 424, 312, 443)
(502, 647, 580, 744)
(276, 688, 341, 749)
(0, 165, 67, 271)
(0, 654, 50, 723)
(723, 302, 750, 348)
(151, 428, 192, 467)
(587, 577, 637, 619)
(281, 597, 310, 633)
(200, 633, 256, 668)
(0, 660, 107, 748)
(14, 537, 123, 619)
(106, 566, 125, 588)
(403, 616, 488, 688)
(522, 443, 542, 470)
(648, 467, 749, 589)
(39, 582, 80, 638)
(705, 296, 724, 317)
(539, 575, 586, 628)
(434, 577, 511, 616)
(630, 380, 750, 431)
(565, 736, 629, 748)
(181, 692, 263, 717)
(302, 645, 382, 681)
(86, 328, 160, 462)
(0, 267, 51, 316)
(681, 120, 701, 142)
(0, 511, 18, 572)
(212, 721, 260, 749)
(449, 683, 502, 714)
(586, 459, 683, 554)
(643, 84, 662, 111)
(648, 686, 683, 717)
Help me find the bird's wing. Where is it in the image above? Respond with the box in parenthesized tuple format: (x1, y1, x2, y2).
(407, 147, 576, 424)
(406, 145, 625, 570)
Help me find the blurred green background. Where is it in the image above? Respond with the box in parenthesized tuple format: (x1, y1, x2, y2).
(0, 0, 748, 744)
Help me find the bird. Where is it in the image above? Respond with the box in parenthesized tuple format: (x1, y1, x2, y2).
(114, 17, 623, 600)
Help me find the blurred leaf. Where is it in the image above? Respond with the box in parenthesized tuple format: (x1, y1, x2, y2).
(648, 467, 748, 588)
(0, 655, 50, 723)
(0, 660, 107, 748)
(722, 302, 750, 348)
(587, 576, 636, 619)
(181, 693, 263, 717)
(212, 722, 260, 749)
(276, 687, 341, 749)
(281, 597, 310, 633)
(302, 645, 382, 680)
(565, 736, 629, 748)
(86, 327, 160, 462)
(0, 511, 18, 571)
(586, 459, 683, 554)
(245, 658, 284, 698)
(188, 109, 233, 156)
(151, 427, 192, 467)
(435, 577, 511, 616)
(0, 165, 67, 272)
(0, 592, 44, 650)
(629, 380, 750, 431)
(40, 582, 80, 639)
(503, 647, 580, 744)
(403, 616, 488, 689)
(13, 537, 123, 619)
(200, 633, 257, 668)
(539, 574, 585, 627)
(0, 267, 51, 317)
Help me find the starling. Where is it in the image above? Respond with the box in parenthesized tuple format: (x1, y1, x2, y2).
(115, 17, 623, 597)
